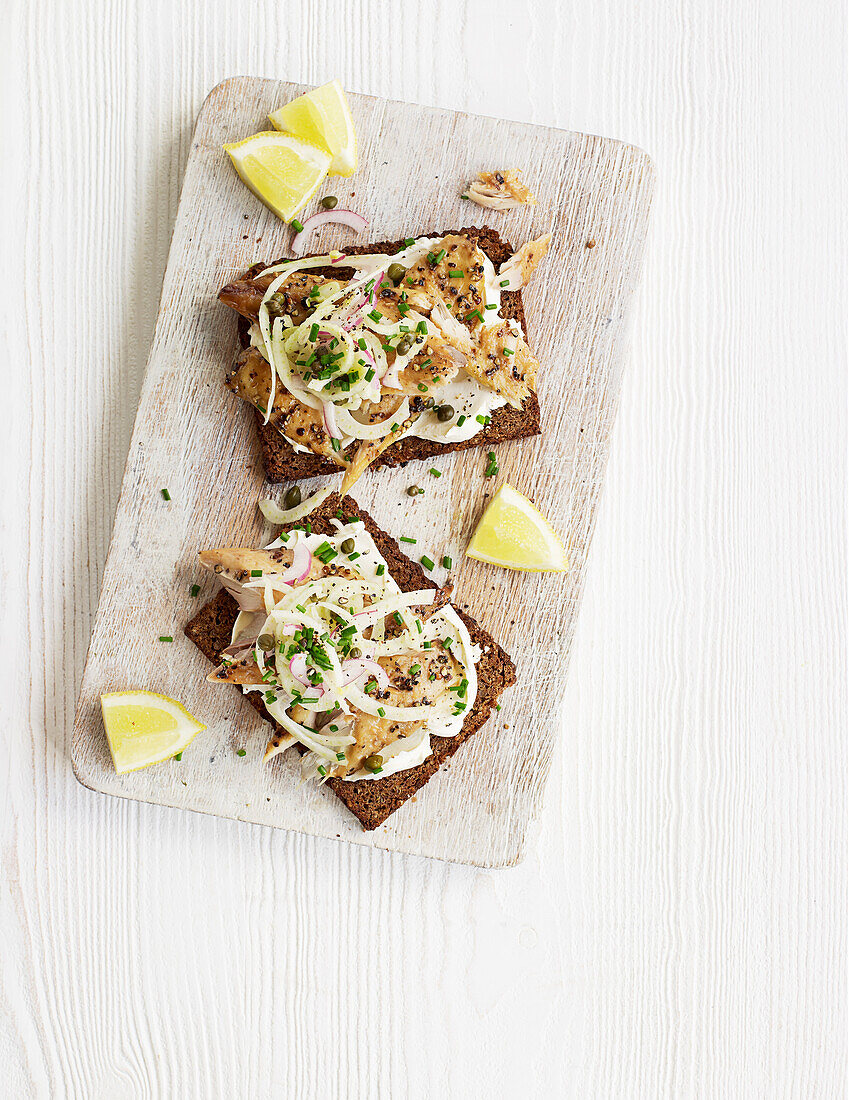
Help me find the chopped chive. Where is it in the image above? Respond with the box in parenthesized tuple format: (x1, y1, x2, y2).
(358, 337, 367, 350)
(160, 487, 171, 501)
(393, 611, 404, 626)
(429, 468, 441, 477)
(417, 383, 428, 392)
(416, 619, 423, 633)
(464, 309, 485, 323)
(420, 357, 432, 368)
(190, 584, 200, 597)
(314, 542, 337, 564)
(496, 704, 501, 711)
(400, 536, 416, 544)
(158, 635, 173, 642)
(317, 764, 326, 776)
(368, 309, 382, 322)
(376, 563, 385, 576)
(364, 681, 377, 693)
(416, 320, 427, 334)
(410, 663, 421, 675)
(336, 752, 346, 761)
(404, 237, 415, 247)
(377, 707, 386, 718)
(290, 218, 304, 233)
(443, 636, 453, 647)
(434, 248, 446, 264)
(448, 269, 464, 278)
(250, 569, 263, 577)
(499, 278, 509, 287)
(426, 252, 436, 265)
(485, 303, 497, 310)
(457, 414, 467, 426)
(309, 323, 319, 341)
(420, 555, 435, 570)
(503, 347, 514, 356)
(174, 752, 182, 761)
(442, 555, 452, 569)
(422, 640, 432, 649)
(236, 748, 247, 757)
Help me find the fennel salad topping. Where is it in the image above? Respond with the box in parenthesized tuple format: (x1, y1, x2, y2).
(208, 519, 480, 782)
(223, 232, 544, 488)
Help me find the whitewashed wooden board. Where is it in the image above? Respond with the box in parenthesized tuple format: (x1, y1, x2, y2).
(72, 77, 653, 866)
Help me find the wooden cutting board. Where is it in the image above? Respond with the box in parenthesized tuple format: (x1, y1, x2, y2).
(72, 77, 654, 867)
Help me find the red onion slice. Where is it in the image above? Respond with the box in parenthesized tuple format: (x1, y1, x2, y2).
(280, 542, 312, 584)
(291, 210, 370, 256)
(322, 401, 343, 440)
(289, 654, 311, 686)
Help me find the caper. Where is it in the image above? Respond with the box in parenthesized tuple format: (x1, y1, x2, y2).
(320, 195, 338, 210)
(407, 485, 421, 497)
(284, 485, 301, 509)
(349, 647, 362, 659)
(423, 396, 435, 409)
(436, 404, 455, 422)
(341, 537, 355, 554)
(257, 633, 275, 651)
(387, 262, 405, 285)
(266, 292, 287, 316)
(364, 754, 384, 772)
(395, 334, 414, 356)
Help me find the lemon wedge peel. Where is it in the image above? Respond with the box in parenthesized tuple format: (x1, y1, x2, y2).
(100, 691, 206, 774)
(465, 483, 569, 574)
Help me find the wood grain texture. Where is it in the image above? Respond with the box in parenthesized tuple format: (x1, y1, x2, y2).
(70, 77, 653, 866)
(1, 0, 845, 1096)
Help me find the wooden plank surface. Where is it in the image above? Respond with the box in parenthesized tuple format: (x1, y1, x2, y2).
(71, 77, 655, 867)
(3, 1, 845, 1096)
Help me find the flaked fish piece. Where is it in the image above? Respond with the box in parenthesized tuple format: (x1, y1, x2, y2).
(375, 646, 463, 708)
(207, 653, 266, 685)
(198, 547, 319, 610)
(340, 404, 422, 496)
(227, 346, 343, 463)
(219, 271, 326, 324)
(497, 233, 552, 291)
(428, 297, 475, 352)
(465, 169, 537, 211)
(401, 235, 486, 321)
(394, 338, 462, 394)
(466, 321, 540, 408)
(428, 301, 534, 408)
(339, 714, 424, 776)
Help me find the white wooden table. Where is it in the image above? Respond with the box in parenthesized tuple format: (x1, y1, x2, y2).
(2, 1, 844, 1096)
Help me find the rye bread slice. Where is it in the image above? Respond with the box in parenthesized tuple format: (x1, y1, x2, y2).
(227, 226, 542, 483)
(183, 493, 517, 830)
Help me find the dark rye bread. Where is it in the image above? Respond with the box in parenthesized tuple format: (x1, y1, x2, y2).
(184, 493, 517, 830)
(229, 226, 541, 483)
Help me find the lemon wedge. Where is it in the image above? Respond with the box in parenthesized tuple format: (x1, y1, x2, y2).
(269, 80, 357, 177)
(100, 691, 206, 774)
(223, 131, 331, 222)
(466, 483, 569, 573)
